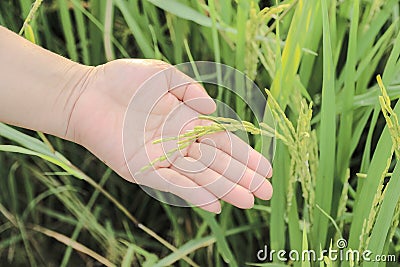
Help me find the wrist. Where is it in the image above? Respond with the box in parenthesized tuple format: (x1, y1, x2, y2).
(0, 26, 95, 140)
(55, 63, 96, 142)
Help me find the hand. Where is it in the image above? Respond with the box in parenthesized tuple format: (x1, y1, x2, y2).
(67, 59, 273, 213)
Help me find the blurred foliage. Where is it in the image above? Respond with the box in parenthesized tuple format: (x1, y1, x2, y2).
(0, 0, 400, 266)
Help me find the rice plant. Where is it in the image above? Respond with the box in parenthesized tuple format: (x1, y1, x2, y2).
(0, 0, 400, 266)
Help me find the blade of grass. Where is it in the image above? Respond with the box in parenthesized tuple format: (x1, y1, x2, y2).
(72, 1, 90, 64)
(208, 0, 223, 106)
(301, 223, 310, 267)
(348, 98, 400, 250)
(287, 192, 302, 267)
(104, 0, 115, 61)
(156, 223, 265, 267)
(336, 0, 359, 183)
(298, 1, 322, 89)
(382, 28, 400, 83)
(7, 162, 19, 215)
(18, 0, 42, 39)
(312, 0, 336, 249)
(350, 107, 373, 157)
(270, 0, 316, 108)
(0, 199, 35, 265)
(356, 0, 398, 69)
(364, 162, 400, 267)
(195, 208, 238, 267)
(31, 224, 116, 267)
(57, 0, 78, 61)
(265, 4, 287, 260)
(60, 168, 112, 267)
(0, 137, 198, 267)
(147, 0, 213, 28)
(17, 219, 37, 267)
(233, 0, 248, 116)
(113, 0, 154, 58)
(70, 0, 129, 58)
(358, 104, 381, 192)
(121, 244, 136, 267)
(269, 142, 289, 262)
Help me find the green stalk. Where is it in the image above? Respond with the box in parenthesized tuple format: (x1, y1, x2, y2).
(73, 2, 90, 64)
(234, 0, 248, 117)
(348, 104, 400, 249)
(269, 142, 288, 262)
(57, 0, 78, 61)
(312, 0, 336, 249)
(336, 0, 359, 183)
(364, 162, 400, 267)
(208, 0, 223, 106)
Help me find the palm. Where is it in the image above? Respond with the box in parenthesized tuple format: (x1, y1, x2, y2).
(69, 59, 273, 213)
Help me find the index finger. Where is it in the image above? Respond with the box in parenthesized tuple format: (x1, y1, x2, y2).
(161, 66, 216, 114)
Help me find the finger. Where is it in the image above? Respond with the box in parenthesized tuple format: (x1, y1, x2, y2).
(148, 92, 180, 116)
(155, 100, 199, 138)
(197, 130, 273, 178)
(178, 85, 216, 115)
(112, 160, 222, 213)
(162, 67, 216, 114)
(187, 142, 273, 200)
(172, 157, 255, 209)
(137, 168, 221, 213)
(128, 63, 215, 116)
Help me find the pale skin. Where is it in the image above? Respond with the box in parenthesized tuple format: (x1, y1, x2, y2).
(0, 26, 273, 213)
